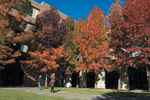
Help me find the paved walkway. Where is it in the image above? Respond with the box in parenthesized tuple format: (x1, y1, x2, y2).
(3, 87, 150, 100)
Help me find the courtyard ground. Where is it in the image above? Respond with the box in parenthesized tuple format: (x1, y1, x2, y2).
(1, 87, 150, 100)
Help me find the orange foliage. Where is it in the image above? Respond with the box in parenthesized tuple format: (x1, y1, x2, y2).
(24, 46, 65, 72)
(75, 6, 109, 73)
(12, 51, 22, 57)
(0, 0, 32, 66)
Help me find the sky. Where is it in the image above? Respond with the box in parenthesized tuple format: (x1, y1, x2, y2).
(34, 0, 125, 21)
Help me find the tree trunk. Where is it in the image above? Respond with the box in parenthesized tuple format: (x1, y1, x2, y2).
(118, 78, 121, 90)
(118, 67, 129, 90)
(79, 71, 87, 88)
(45, 73, 47, 88)
(76, 72, 79, 88)
(146, 66, 150, 90)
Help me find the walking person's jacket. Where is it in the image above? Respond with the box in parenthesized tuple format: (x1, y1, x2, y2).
(37, 77, 43, 83)
(51, 79, 55, 86)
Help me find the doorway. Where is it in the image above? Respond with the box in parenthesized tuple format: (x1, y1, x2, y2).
(128, 67, 148, 90)
(0, 63, 24, 86)
(72, 72, 79, 87)
(87, 72, 95, 88)
(105, 70, 119, 89)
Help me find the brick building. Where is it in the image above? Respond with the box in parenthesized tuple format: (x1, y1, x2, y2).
(0, 0, 149, 90)
(0, 0, 68, 87)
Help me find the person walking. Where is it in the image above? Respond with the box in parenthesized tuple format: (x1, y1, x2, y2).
(50, 77, 55, 93)
(37, 75, 43, 90)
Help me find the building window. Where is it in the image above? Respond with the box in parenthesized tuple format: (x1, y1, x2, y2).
(31, 7, 39, 18)
(24, 23, 33, 31)
(27, 7, 33, 17)
(18, 4, 33, 17)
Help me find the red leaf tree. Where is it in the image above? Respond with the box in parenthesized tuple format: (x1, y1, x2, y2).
(122, 0, 150, 67)
(108, 0, 150, 70)
(24, 6, 67, 72)
(107, 0, 124, 71)
(34, 6, 66, 49)
(75, 6, 109, 74)
(108, 0, 150, 89)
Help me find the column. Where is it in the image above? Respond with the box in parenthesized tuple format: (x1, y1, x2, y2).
(79, 71, 87, 88)
(95, 69, 106, 89)
(119, 67, 129, 90)
(146, 67, 150, 90)
(64, 73, 72, 87)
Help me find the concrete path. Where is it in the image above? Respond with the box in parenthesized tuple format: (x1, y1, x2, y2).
(3, 87, 150, 100)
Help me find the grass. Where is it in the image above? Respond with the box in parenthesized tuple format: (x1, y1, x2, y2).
(0, 88, 86, 100)
(44, 87, 150, 97)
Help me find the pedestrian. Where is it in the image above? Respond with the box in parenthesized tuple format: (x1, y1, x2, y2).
(51, 73, 55, 78)
(50, 77, 55, 93)
(37, 75, 43, 90)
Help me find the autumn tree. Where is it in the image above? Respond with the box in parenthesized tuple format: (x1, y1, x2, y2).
(64, 16, 75, 48)
(75, 6, 109, 74)
(107, 0, 126, 90)
(0, 0, 32, 69)
(107, 0, 123, 70)
(64, 17, 91, 74)
(24, 46, 65, 71)
(65, 16, 75, 32)
(63, 16, 74, 71)
(108, 0, 150, 89)
(23, 6, 67, 87)
(34, 6, 66, 49)
(24, 6, 66, 77)
(122, 0, 150, 68)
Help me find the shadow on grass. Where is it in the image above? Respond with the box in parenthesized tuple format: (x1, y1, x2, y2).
(91, 91, 150, 100)
(54, 90, 60, 93)
(92, 96, 150, 100)
(102, 91, 150, 97)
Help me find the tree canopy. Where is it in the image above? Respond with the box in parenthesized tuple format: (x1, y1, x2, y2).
(108, 0, 150, 71)
(34, 6, 66, 49)
(24, 7, 67, 72)
(0, 0, 32, 68)
(75, 6, 109, 73)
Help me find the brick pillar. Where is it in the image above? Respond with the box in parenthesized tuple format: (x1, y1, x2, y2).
(146, 67, 150, 90)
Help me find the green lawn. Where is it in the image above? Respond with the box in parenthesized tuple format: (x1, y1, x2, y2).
(1, 87, 150, 100)
(0, 88, 85, 100)
(44, 87, 150, 97)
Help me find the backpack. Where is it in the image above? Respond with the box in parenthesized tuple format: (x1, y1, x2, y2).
(49, 81, 52, 85)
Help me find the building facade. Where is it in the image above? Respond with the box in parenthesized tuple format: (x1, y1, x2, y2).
(0, 0, 149, 90)
(0, 0, 68, 87)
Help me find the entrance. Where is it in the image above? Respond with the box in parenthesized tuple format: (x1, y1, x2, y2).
(105, 70, 119, 89)
(72, 72, 79, 87)
(0, 62, 24, 86)
(87, 72, 95, 88)
(128, 67, 148, 90)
